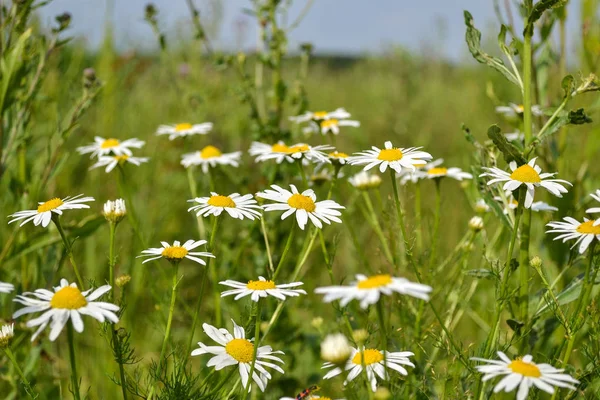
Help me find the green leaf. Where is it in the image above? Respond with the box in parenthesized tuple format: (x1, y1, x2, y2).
(533, 272, 600, 316)
(464, 11, 519, 86)
(0, 29, 33, 114)
(561, 75, 575, 99)
(464, 269, 496, 280)
(568, 108, 593, 125)
(507, 319, 525, 333)
(487, 125, 527, 165)
(524, 0, 568, 36)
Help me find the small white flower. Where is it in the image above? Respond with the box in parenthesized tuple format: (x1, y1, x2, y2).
(350, 141, 432, 174)
(138, 240, 215, 265)
(415, 159, 472, 181)
(321, 333, 352, 364)
(249, 141, 296, 164)
(8, 195, 95, 228)
(315, 274, 432, 309)
(323, 347, 415, 392)
(76, 137, 145, 159)
(89, 155, 149, 173)
(191, 320, 285, 392)
(546, 217, 600, 254)
(327, 151, 351, 165)
(188, 193, 262, 220)
(0, 282, 14, 294)
(219, 276, 306, 302)
(0, 323, 14, 348)
(102, 199, 127, 223)
(181, 145, 242, 173)
(289, 108, 351, 124)
(256, 184, 344, 230)
(480, 158, 571, 209)
(348, 171, 382, 190)
(13, 279, 119, 341)
(495, 103, 543, 118)
(156, 122, 213, 140)
(469, 216, 484, 232)
(254, 143, 332, 164)
(471, 351, 579, 400)
(318, 118, 360, 135)
(494, 193, 557, 214)
(586, 189, 600, 226)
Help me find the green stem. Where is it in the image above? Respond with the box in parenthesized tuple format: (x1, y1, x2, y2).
(187, 166, 206, 239)
(109, 222, 117, 300)
(186, 266, 208, 357)
(208, 216, 222, 326)
(296, 161, 308, 187)
(117, 166, 146, 247)
(4, 348, 36, 398)
(260, 217, 274, 277)
(428, 180, 442, 268)
(415, 181, 423, 252)
(518, 208, 532, 327)
(376, 300, 387, 369)
(53, 216, 84, 288)
(67, 323, 81, 400)
(523, 31, 533, 146)
(272, 224, 296, 281)
(157, 264, 180, 375)
(244, 301, 262, 398)
(361, 192, 394, 264)
(390, 170, 417, 277)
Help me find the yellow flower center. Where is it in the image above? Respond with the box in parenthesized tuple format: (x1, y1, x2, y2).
(357, 274, 393, 289)
(175, 123, 193, 131)
(313, 111, 328, 119)
(50, 286, 88, 309)
(101, 138, 120, 149)
(427, 167, 448, 176)
(225, 338, 254, 363)
(516, 104, 525, 113)
(207, 195, 236, 208)
(321, 119, 339, 129)
(510, 164, 541, 183)
(377, 148, 403, 162)
(508, 359, 541, 377)
(287, 193, 316, 212)
(577, 220, 600, 235)
(246, 280, 277, 290)
(114, 155, 129, 162)
(329, 151, 348, 158)
(272, 143, 289, 152)
(352, 349, 384, 365)
(200, 145, 222, 159)
(286, 144, 310, 154)
(37, 198, 64, 213)
(161, 246, 188, 259)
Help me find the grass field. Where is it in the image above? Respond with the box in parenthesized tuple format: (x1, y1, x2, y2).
(2, 1, 600, 399)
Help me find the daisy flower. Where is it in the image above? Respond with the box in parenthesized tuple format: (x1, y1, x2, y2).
(323, 347, 415, 392)
(318, 119, 360, 135)
(188, 193, 262, 220)
(480, 158, 571, 209)
(0, 323, 14, 348)
(8, 194, 95, 228)
(249, 141, 296, 164)
(12, 279, 119, 341)
(586, 189, 600, 225)
(289, 108, 351, 124)
(350, 141, 432, 174)
(191, 320, 285, 392)
(495, 103, 543, 118)
(327, 151, 350, 165)
(315, 274, 432, 309)
(495, 193, 557, 214)
(89, 154, 149, 173)
(181, 145, 242, 173)
(219, 276, 306, 302)
(471, 351, 579, 400)
(546, 217, 600, 254)
(348, 171, 382, 190)
(138, 240, 215, 265)
(256, 184, 344, 230)
(156, 122, 213, 140)
(255, 143, 332, 164)
(76, 136, 145, 158)
(0, 282, 14, 294)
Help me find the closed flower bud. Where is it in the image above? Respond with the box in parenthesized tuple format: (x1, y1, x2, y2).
(103, 199, 127, 224)
(374, 387, 391, 400)
(321, 333, 352, 364)
(475, 199, 490, 214)
(115, 274, 131, 288)
(0, 324, 14, 349)
(530, 256, 543, 269)
(349, 171, 382, 190)
(352, 328, 369, 345)
(468, 216, 484, 232)
(311, 317, 323, 330)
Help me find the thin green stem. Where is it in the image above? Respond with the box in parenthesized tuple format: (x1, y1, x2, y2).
(361, 191, 394, 264)
(518, 208, 532, 326)
(109, 222, 117, 300)
(157, 264, 180, 375)
(117, 166, 146, 248)
(428, 180, 442, 268)
(187, 166, 206, 239)
(4, 348, 36, 398)
(272, 224, 296, 281)
(296, 161, 308, 187)
(208, 217, 222, 326)
(53, 216, 84, 288)
(415, 181, 423, 252)
(376, 300, 388, 370)
(67, 323, 81, 400)
(390, 170, 417, 276)
(523, 31, 533, 146)
(244, 301, 262, 398)
(260, 217, 274, 277)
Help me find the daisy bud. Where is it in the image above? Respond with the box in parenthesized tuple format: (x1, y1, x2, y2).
(352, 329, 369, 345)
(0, 324, 15, 349)
(349, 171, 382, 190)
(475, 199, 490, 214)
(311, 317, 323, 330)
(374, 387, 391, 400)
(321, 333, 352, 365)
(468, 216, 484, 232)
(115, 274, 131, 288)
(530, 256, 543, 269)
(103, 199, 127, 224)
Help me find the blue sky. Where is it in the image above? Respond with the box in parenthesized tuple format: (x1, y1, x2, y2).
(39, 0, 582, 59)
